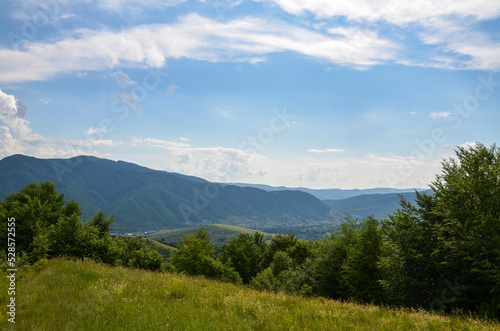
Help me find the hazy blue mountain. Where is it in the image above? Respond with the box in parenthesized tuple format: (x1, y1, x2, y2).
(0, 155, 337, 233)
(229, 183, 425, 200)
(323, 191, 432, 220)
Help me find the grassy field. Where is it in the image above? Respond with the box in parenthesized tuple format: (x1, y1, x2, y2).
(146, 224, 273, 245)
(1, 258, 499, 330)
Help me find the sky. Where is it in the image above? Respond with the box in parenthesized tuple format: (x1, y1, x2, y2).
(0, 0, 499, 189)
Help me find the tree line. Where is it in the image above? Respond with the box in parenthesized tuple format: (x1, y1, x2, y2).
(1, 143, 499, 319)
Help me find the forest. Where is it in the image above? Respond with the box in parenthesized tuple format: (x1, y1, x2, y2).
(1, 143, 499, 319)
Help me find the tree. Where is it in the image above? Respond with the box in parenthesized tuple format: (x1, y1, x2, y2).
(0, 182, 67, 254)
(170, 227, 214, 275)
(221, 233, 265, 284)
(381, 143, 500, 317)
(430, 143, 500, 316)
(379, 192, 441, 308)
(341, 216, 383, 304)
(263, 233, 299, 268)
(310, 214, 358, 299)
(87, 210, 115, 238)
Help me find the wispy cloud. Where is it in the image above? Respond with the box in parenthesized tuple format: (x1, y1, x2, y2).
(308, 148, 345, 153)
(0, 14, 398, 83)
(166, 85, 179, 95)
(263, 0, 500, 24)
(430, 111, 453, 118)
(111, 70, 137, 88)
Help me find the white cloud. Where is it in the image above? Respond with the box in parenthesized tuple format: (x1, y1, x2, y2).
(86, 126, 108, 134)
(96, 0, 187, 11)
(295, 166, 340, 182)
(430, 111, 453, 118)
(0, 90, 32, 138)
(0, 126, 25, 155)
(112, 70, 137, 88)
(263, 0, 500, 71)
(130, 136, 267, 182)
(459, 141, 478, 149)
(109, 92, 142, 114)
(0, 14, 398, 83)
(166, 85, 179, 95)
(308, 148, 345, 153)
(263, 0, 500, 24)
(0, 89, 124, 159)
(416, 23, 500, 71)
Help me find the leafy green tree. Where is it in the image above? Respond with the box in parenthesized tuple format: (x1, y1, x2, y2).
(170, 227, 240, 282)
(250, 268, 276, 291)
(310, 215, 358, 299)
(170, 227, 214, 275)
(221, 233, 265, 283)
(263, 233, 299, 268)
(379, 192, 441, 308)
(286, 239, 311, 265)
(430, 143, 500, 316)
(381, 143, 500, 317)
(341, 216, 383, 304)
(0, 181, 68, 254)
(87, 210, 115, 238)
(132, 246, 164, 271)
(46, 213, 84, 258)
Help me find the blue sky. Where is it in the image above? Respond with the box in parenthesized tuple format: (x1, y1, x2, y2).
(0, 0, 499, 189)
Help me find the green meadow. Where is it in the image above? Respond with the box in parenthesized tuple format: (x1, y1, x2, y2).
(1, 258, 498, 331)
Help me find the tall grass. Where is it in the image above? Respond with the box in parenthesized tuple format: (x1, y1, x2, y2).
(1, 258, 498, 330)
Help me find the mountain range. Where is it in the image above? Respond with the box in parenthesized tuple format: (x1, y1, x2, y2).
(0, 155, 335, 232)
(0, 154, 428, 233)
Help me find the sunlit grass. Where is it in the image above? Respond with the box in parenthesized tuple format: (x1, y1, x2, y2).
(1, 258, 498, 330)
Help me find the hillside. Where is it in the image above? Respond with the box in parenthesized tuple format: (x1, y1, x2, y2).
(146, 224, 272, 245)
(1, 258, 497, 330)
(231, 183, 423, 200)
(0, 154, 337, 232)
(323, 191, 432, 220)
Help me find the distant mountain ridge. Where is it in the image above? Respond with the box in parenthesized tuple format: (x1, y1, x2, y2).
(0, 154, 336, 232)
(228, 183, 426, 200)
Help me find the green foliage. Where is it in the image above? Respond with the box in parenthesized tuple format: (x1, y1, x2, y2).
(87, 210, 115, 238)
(309, 215, 357, 299)
(380, 143, 500, 317)
(0, 181, 67, 254)
(379, 192, 441, 308)
(250, 267, 276, 291)
(341, 216, 383, 304)
(148, 224, 272, 246)
(131, 246, 164, 271)
(221, 232, 265, 283)
(46, 213, 85, 258)
(170, 227, 213, 274)
(170, 227, 241, 283)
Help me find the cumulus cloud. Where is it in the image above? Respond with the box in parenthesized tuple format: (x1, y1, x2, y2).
(0, 90, 32, 138)
(0, 89, 123, 159)
(130, 136, 267, 181)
